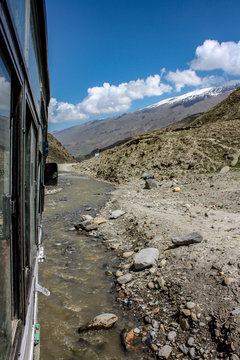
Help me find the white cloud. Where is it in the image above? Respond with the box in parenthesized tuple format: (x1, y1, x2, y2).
(166, 69, 202, 91)
(49, 74, 172, 123)
(191, 40, 240, 75)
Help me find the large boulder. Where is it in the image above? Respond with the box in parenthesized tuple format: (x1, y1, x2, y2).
(78, 313, 118, 332)
(134, 248, 159, 270)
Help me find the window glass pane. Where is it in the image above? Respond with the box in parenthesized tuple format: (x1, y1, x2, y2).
(28, 10, 41, 114)
(8, 0, 26, 52)
(0, 52, 12, 358)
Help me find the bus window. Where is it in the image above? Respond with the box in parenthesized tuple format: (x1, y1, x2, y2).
(0, 51, 12, 358)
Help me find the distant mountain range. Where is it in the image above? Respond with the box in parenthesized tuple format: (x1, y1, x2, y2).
(54, 81, 240, 158)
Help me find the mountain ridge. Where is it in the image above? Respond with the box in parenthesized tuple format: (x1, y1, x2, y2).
(54, 81, 240, 157)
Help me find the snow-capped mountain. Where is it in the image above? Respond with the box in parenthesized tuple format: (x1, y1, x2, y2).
(55, 81, 240, 157)
(146, 81, 240, 109)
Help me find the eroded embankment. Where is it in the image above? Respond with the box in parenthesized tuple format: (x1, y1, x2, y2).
(94, 171, 240, 359)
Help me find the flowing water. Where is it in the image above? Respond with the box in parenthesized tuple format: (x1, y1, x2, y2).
(38, 173, 140, 360)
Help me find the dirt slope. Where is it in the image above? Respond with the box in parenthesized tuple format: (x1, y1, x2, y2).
(47, 133, 77, 164)
(75, 87, 240, 182)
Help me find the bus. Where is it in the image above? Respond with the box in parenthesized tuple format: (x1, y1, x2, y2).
(0, 0, 54, 358)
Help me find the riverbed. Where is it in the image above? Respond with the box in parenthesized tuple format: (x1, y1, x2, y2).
(38, 172, 140, 360)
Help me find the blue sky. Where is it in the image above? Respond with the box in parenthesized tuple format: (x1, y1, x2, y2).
(46, 0, 240, 131)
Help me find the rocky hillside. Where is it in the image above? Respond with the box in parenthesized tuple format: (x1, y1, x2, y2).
(75, 87, 240, 182)
(54, 81, 240, 157)
(47, 133, 77, 163)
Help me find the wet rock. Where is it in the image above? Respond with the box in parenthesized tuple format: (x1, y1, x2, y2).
(145, 179, 158, 189)
(141, 172, 154, 180)
(158, 345, 172, 359)
(134, 248, 159, 270)
(115, 270, 123, 277)
(78, 313, 118, 332)
(117, 273, 133, 284)
(121, 328, 141, 351)
(172, 232, 203, 246)
(109, 210, 125, 219)
(85, 223, 99, 231)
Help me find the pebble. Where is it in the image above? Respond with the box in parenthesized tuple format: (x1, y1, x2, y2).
(179, 317, 190, 330)
(115, 270, 123, 277)
(181, 309, 191, 317)
(223, 277, 234, 285)
(134, 248, 159, 270)
(117, 273, 133, 284)
(122, 251, 134, 258)
(145, 179, 158, 189)
(147, 281, 155, 290)
(179, 343, 188, 355)
(186, 302, 196, 309)
(109, 210, 125, 219)
(172, 232, 203, 246)
(158, 345, 172, 359)
(152, 319, 160, 329)
(187, 337, 195, 346)
(151, 343, 159, 352)
(167, 331, 177, 341)
(189, 347, 196, 359)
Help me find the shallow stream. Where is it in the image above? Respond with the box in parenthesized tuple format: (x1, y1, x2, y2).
(38, 173, 140, 360)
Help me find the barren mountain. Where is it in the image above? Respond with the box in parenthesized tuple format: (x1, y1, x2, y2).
(75, 86, 240, 182)
(47, 133, 77, 163)
(54, 82, 240, 158)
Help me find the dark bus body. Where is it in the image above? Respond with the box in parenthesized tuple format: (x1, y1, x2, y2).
(0, 0, 51, 358)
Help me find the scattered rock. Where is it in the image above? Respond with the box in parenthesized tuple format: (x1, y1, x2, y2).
(172, 232, 203, 246)
(141, 172, 154, 180)
(186, 302, 196, 310)
(158, 345, 172, 359)
(122, 251, 134, 258)
(134, 248, 159, 270)
(173, 187, 181, 192)
(94, 217, 107, 224)
(145, 179, 158, 189)
(179, 316, 190, 330)
(179, 343, 188, 355)
(78, 313, 118, 332)
(121, 328, 141, 351)
(220, 166, 230, 174)
(109, 210, 125, 219)
(117, 273, 133, 284)
(167, 331, 177, 341)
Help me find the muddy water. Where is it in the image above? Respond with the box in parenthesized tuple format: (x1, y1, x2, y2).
(38, 173, 140, 360)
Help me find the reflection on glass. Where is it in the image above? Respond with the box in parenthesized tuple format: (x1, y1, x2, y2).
(0, 53, 11, 357)
(8, 0, 26, 53)
(28, 10, 40, 114)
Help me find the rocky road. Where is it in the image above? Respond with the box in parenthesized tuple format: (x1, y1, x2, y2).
(60, 165, 240, 359)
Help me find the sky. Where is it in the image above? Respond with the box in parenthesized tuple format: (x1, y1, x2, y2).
(46, 0, 240, 131)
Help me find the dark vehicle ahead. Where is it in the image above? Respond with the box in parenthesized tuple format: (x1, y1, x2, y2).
(0, 1, 55, 358)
